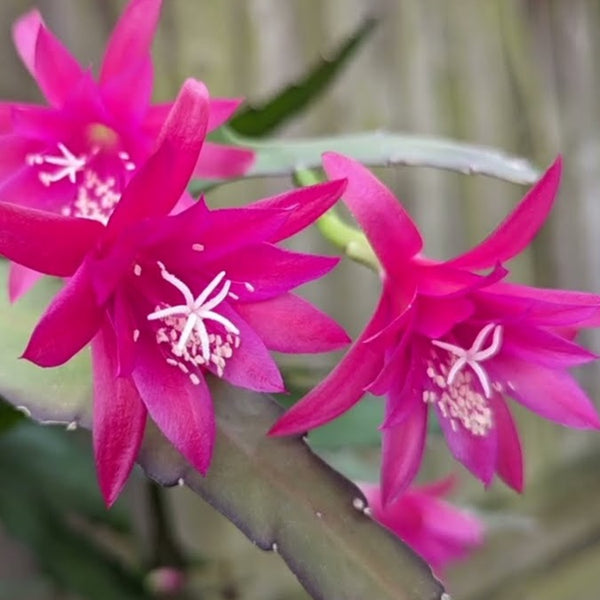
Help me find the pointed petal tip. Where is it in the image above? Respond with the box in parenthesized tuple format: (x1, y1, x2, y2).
(207, 96, 245, 130)
(510, 477, 525, 494)
(267, 417, 302, 438)
(158, 78, 210, 150)
(99, 0, 163, 85)
(100, 481, 125, 509)
(12, 9, 44, 75)
(322, 150, 349, 168)
(539, 154, 562, 195)
(20, 346, 57, 368)
(12, 8, 43, 37)
(549, 154, 563, 175)
(322, 151, 423, 271)
(581, 410, 600, 430)
(188, 454, 210, 477)
(379, 474, 409, 508)
(181, 77, 210, 99)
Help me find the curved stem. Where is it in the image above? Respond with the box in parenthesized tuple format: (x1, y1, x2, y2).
(293, 169, 380, 271)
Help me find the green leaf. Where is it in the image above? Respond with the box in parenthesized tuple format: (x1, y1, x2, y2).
(139, 381, 445, 600)
(229, 17, 378, 137)
(189, 129, 540, 195)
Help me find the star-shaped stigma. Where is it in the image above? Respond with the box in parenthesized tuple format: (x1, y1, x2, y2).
(27, 142, 87, 186)
(431, 323, 503, 398)
(147, 264, 240, 362)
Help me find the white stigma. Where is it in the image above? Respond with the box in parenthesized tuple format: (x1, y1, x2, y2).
(431, 323, 503, 398)
(147, 265, 240, 363)
(27, 142, 87, 186)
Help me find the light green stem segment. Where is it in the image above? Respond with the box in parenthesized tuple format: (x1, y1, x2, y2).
(293, 169, 380, 272)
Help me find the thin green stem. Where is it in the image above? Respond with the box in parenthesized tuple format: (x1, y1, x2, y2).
(293, 169, 380, 271)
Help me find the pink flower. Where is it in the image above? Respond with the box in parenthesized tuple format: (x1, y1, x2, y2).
(271, 152, 600, 502)
(1, 0, 254, 300)
(360, 477, 484, 574)
(0, 80, 349, 506)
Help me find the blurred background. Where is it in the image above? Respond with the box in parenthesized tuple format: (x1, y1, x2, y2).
(1, 0, 600, 598)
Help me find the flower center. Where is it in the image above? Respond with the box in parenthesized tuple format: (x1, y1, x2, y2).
(86, 123, 119, 150)
(25, 139, 136, 225)
(147, 264, 241, 380)
(423, 324, 504, 436)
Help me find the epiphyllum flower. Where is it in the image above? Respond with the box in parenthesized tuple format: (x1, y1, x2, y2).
(271, 152, 600, 502)
(0, 80, 349, 506)
(1, 0, 254, 300)
(360, 477, 484, 574)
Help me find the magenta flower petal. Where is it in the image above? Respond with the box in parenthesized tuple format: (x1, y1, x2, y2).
(8, 263, 41, 303)
(236, 293, 350, 353)
(502, 325, 597, 367)
(216, 306, 284, 392)
(99, 0, 162, 85)
(141, 102, 172, 137)
(492, 356, 600, 428)
(270, 337, 384, 435)
(493, 282, 600, 327)
(0, 102, 37, 134)
(205, 98, 244, 130)
(0, 165, 74, 210)
(92, 322, 147, 506)
(435, 400, 498, 486)
(100, 57, 154, 124)
(323, 152, 423, 272)
(417, 476, 456, 498)
(474, 289, 600, 327)
(413, 496, 484, 572)
(132, 340, 215, 476)
(107, 79, 209, 235)
(10, 105, 72, 142)
(12, 9, 43, 78)
(0, 136, 37, 179)
(192, 142, 255, 179)
(418, 262, 508, 297)
(0, 203, 102, 276)
(249, 179, 347, 243)
(23, 265, 103, 367)
(491, 395, 523, 491)
(380, 343, 428, 428)
(448, 157, 562, 270)
(380, 402, 429, 504)
(33, 25, 84, 107)
(362, 477, 484, 574)
(367, 333, 411, 397)
(158, 202, 291, 263)
(270, 295, 391, 436)
(143, 98, 242, 136)
(212, 244, 340, 301)
(111, 289, 138, 376)
(414, 295, 474, 338)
